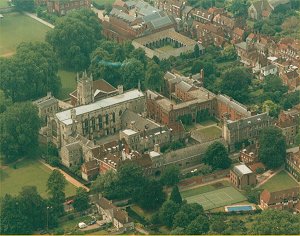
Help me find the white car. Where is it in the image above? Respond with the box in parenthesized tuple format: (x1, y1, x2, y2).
(78, 222, 87, 229)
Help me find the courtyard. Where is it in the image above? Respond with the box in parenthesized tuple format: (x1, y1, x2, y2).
(189, 120, 222, 143)
(181, 181, 247, 210)
(0, 158, 77, 198)
(259, 170, 299, 192)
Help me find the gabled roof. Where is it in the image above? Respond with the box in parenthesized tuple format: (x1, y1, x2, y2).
(261, 187, 300, 205)
(176, 81, 193, 92)
(232, 164, 253, 177)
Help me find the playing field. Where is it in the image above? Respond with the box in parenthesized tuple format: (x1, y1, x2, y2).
(0, 158, 77, 198)
(0, 12, 51, 57)
(184, 186, 247, 210)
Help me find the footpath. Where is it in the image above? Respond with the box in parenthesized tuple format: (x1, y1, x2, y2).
(39, 159, 90, 191)
(25, 12, 54, 28)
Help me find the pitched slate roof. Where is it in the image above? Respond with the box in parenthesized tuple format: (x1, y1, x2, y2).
(226, 113, 271, 131)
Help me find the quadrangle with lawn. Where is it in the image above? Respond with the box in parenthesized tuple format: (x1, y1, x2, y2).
(0, 12, 51, 57)
(0, 158, 77, 198)
(259, 170, 299, 192)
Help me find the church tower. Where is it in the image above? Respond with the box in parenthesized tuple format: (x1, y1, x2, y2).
(77, 71, 94, 105)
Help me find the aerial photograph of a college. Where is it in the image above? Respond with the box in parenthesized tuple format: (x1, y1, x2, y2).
(0, 0, 299, 235)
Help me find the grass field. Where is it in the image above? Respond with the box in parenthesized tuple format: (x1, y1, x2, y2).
(156, 45, 176, 52)
(0, 158, 77, 198)
(182, 186, 247, 210)
(93, 0, 115, 4)
(0, 12, 51, 57)
(181, 181, 230, 198)
(0, 0, 9, 8)
(58, 70, 77, 100)
(260, 170, 299, 192)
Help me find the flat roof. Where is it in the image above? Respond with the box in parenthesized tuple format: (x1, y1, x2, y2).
(56, 89, 144, 125)
(122, 129, 137, 136)
(234, 164, 253, 175)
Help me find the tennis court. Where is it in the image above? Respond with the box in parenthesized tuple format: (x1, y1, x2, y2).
(184, 186, 247, 210)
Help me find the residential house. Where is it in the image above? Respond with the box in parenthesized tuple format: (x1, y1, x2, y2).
(230, 164, 257, 189)
(212, 13, 235, 38)
(46, 0, 91, 16)
(154, 0, 186, 19)
(286, 146, 300, 182)
(240, 145, 259, 164)
(96, 196, 134, 231)
(231, 27, 244, 44)
(190, 8, 214, 24)
(260, 187, 300, 210)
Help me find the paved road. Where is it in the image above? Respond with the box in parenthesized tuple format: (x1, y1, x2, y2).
(25, 12, 54, 28)
(39, 159, 90, 191)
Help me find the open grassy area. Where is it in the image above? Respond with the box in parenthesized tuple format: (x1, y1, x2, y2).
(156, 44, 176, 52)
(58, 215, 93, 232)
(58, 70, 77, 100)
(0, 12, 51, 57)
(131, 205, 154, 220)
(0, 158, 77, 198)
(93, 0, 115, 5)
(260, 170, 299, 192)
(181, 180, 230, 198)
(0, 0, 9, 8)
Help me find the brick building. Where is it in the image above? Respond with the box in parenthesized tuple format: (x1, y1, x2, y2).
(260, 187, 300, 210)
(276, 109, 299, 146)
(230, 164, 257, 189)
(46, 0, 91, 16)
(286, 146, 300, 182)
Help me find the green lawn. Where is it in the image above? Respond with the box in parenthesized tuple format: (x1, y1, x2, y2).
(58, 215, 93, 232)
(181, 180, 230, 198)
(0, 12, 51, 57)
(156, 45, 176, 52)
(260, 170, 299, 192)
(93, 0, 115, 5)
(58, 70, 77, 100)
(0, 0, 9, 8)
(0, 158, 77, 198)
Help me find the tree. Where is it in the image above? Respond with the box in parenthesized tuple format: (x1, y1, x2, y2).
(262, 75, 288, 103)
(281, 91, 300, 110)
(91, 170, 118, 198)
(121, 58, 144, 90)
(221, 45, 237, 61)
(203, 142, 231, 170)
(47, 170, 67, 215)
(137, 179, 165, 210)
(173, 203, 204, 228)
(145, 61, 164, 91)
(73, 187, 89, 212)
(220, 67, 252, 103)
(210, 218, 227, 234)
(46, 9, 102, 70)
(158, 200, 180, 227)
(227, 0, 248, 17)
(160, 165, 180, 186)
(0, 186, 47, 235)
(258, 127, 286, 169)
(129, 48, 147, 68)
(0, 102, 40, 162)
(0, 42, 60, 102)
(0, 90, 12, 113)
(13, 0, 35, 12)
(251, 210, 300, 234)
(194, 44, 200, 58)
(170, 185, 182, 205)
(117, 162, 146, 199)
(185, 214, 210, 235)
(281, 16, 299, 33)
(262, 100, 280, 118)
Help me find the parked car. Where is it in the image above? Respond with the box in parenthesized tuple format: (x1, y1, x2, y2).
(78, 222, 87, 229)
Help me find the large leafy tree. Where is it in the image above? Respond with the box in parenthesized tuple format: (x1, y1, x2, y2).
(46, 9, 102, 70)
(220, 67, 252, 103)
(0, 102, 40, 162)
(258, 127, 286, 169)
(47, 170, 67, 215)
(185, 214, 210, 235)
(158, 200, 180, 227)
(145, 61, 164, 91)
(0, 42, 60, 102)
(91, 169, 118, 198)
(0, 186, 47, 234)
(203, 142, 231, 169)
(160, 165, 180, 186)
(136, 179, 165, 210)
(121, 58, 145, 90)
(13, 0, 35, 12)
(173, 203, 204, 228)
(73, 187, 89, 212)
(250, 210, 300, 235)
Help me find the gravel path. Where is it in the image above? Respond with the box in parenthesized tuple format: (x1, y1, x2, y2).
(25, 12, 54, 29)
